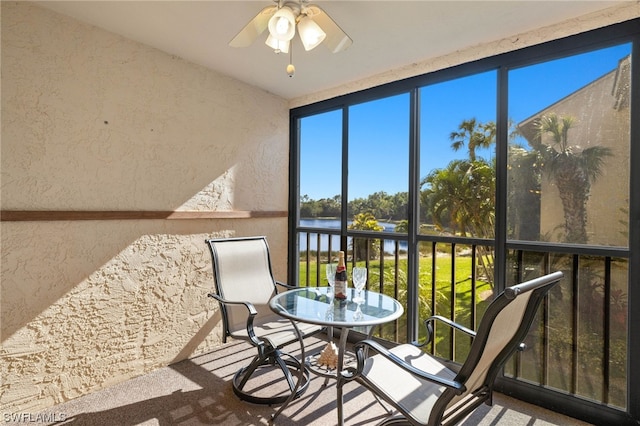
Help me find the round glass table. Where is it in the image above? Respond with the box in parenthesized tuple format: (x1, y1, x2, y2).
(269, 286, 404, 425)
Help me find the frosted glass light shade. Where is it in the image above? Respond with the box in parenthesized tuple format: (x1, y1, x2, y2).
(265, 34, 290, 53)
(268, 7, 296, 41)
(297, 15, 326, 51)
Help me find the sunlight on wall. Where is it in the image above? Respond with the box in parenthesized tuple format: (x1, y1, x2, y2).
(1, 2, 288, 414)
(2, 232, 220, 406)
(178, 167, 236, 211)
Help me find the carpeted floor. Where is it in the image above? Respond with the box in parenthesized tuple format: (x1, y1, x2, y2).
(31, 337, 593, 426)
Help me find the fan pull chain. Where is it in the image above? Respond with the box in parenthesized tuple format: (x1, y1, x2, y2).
(287, 45, 295, 77)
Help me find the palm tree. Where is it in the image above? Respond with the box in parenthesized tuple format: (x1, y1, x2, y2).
(533, 113, 612, 244)
(449, 118, 496, 161)
(421, 159, 495, 281)
(421, 158, 495, 239)
(507, 145, 542, 241)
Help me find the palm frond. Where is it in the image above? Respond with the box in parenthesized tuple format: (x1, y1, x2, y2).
(580, 146, 613, 182)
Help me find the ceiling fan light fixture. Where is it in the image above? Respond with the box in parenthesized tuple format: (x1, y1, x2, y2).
(230, 1, 352, 76)
(265, 34, 290, 54)
(268, 6, 296, 41)
(297, 15, 326, 51)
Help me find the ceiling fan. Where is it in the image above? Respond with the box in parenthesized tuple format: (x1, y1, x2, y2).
(229, 0, 352, 76)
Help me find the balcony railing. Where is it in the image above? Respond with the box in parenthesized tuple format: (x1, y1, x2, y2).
(294, 228, 629, 412)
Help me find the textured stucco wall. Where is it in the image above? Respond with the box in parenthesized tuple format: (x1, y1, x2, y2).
(1, 2, 289, 414)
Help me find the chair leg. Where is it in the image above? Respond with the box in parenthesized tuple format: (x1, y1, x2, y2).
(274, 350, 298, 392)
(235, 354, 263, 390)
(231, 350, 311, 405)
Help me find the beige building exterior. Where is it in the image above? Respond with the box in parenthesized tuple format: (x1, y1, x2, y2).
(517, 55, 631, 247)
(2, 1, 638, 416)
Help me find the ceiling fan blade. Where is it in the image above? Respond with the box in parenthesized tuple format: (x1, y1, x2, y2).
(306, 5, 352, 53)
(229, 5, 277, 48)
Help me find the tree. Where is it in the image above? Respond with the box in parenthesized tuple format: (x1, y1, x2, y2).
(348, 212, 383, 260)
(449, 118, 496, 161)
(421, 159, 495, 238)
(390, 192, 408, 221)
(395, 220, 408, 233)
(421, 159, 495, 281)
(367, 191, 394, 220)
(300, 194, 322, 218)
(533, 113, 612, 244)
(420, 117, 503, 282)
(315, 195, 341, 217)
(507, 146, 542, 241)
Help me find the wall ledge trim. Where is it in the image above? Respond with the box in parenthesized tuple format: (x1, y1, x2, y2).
(0, 210, 288, 221)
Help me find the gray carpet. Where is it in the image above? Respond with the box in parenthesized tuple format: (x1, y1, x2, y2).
(32, 337, 592, 426)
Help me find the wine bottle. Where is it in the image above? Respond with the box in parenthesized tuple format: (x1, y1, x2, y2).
(334, 251, 348, 299)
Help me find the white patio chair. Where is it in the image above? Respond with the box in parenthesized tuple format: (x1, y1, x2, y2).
(344, 271, 564, 426)
(206, 236, 323, 405)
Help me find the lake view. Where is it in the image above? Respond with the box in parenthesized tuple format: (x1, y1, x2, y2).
(298, 218, 407, 253)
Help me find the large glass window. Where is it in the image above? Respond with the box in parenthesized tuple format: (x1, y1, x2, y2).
(418, 71, 497, 325)
(298, 110, 343, 258)
(299, 110, 342, 220)
(348, 94, 410, 234)
(291, 22, 637, 423)
(504, 43, 631, 410)
(507, 44, 631, 247)
(505, 46, 632, 410)
(419, 71, 496, 240)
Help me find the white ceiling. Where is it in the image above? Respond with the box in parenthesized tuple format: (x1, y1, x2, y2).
(37, 1, 625, 100)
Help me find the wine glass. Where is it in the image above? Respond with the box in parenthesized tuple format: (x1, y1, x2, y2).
(352, 267, 367, 304)
(325, 263, 336, 299)
(353, 304, 364, 321)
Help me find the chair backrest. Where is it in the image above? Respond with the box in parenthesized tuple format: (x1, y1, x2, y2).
(435, 271, 564, 423)
(206, 236, 279, 336)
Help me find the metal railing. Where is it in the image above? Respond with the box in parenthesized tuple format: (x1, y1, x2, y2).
(294, 228, 629, 410)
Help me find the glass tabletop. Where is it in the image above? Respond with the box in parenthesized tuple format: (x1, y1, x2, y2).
(270, 287, 404, 328)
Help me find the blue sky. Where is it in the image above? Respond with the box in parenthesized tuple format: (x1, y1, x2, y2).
(300, 43, 631, 200)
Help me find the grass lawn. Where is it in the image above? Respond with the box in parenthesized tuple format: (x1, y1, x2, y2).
(298, 254, 492, 359)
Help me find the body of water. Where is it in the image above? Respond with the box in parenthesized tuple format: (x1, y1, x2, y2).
(298, 218, 407, 253)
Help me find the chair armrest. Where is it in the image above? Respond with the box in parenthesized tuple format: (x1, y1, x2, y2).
(275, 281, 299, 292)
(421, 315, 525, 351)
(422, 315, 476, 346)
(207, 293, 262, 346)
(343, 339, 466, 395)
(208, 292, 258, 315)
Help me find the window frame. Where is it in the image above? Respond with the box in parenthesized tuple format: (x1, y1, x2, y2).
(289, 19, 640, 425)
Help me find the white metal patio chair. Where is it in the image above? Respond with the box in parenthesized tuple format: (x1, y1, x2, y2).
(206, 236, 323, 405)
(344, 271, 564, 426)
